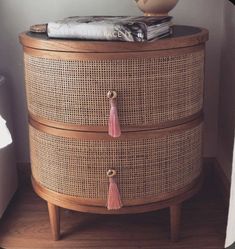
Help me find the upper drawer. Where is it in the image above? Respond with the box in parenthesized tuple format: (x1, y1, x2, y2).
(24, 46, 204, 131)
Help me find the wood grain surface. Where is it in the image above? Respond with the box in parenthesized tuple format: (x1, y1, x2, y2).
(31, 175, 202, 210)
(29, 116, 203, 141)
(29, 111, 203, 133)
(23, 44, 204, 60)
(0, 175, 227, 249)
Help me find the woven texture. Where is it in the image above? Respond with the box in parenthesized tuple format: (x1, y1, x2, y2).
(24, 50, 204, 127)
(29, 123, 202, 202)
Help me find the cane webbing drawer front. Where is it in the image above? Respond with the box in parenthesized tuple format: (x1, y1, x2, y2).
(24, 47, 204, 129)
(29, 121, 202, 206)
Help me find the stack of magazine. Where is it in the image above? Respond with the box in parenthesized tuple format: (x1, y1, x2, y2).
(46, 16, 173, 42)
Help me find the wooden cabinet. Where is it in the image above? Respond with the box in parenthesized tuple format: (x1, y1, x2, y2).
(19, 25, 208, 241)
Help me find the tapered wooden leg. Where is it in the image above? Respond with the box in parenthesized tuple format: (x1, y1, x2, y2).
(47, 202, 60, 240)
(170, 203, 181, 242)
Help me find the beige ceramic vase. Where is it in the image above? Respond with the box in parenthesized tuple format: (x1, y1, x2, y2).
(135, 0, 179, 16)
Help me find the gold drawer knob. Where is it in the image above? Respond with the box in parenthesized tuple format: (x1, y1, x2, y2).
(107, 169, 117, 178)
(107, 90, 117, 99)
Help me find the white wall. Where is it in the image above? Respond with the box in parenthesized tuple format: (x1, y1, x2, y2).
(218, 1, 235, 181)
(172, 0, 224, 157)
(0, 0, 224, 163)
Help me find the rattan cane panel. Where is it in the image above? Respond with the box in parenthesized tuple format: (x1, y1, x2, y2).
(29, 123, 202, 202)
(24, 49, 204, 127)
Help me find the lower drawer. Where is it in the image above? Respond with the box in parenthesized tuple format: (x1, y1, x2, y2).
(29, 120, 203, 206)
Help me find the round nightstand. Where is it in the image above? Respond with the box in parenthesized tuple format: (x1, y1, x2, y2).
(19, 25, 209, 241)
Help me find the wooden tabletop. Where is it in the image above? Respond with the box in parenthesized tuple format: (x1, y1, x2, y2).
(19, 25, 209, 53)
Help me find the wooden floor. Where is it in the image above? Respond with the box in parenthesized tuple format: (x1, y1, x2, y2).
(0, 178, 227, 249)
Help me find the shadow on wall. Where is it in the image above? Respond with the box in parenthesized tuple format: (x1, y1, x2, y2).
(217, 1, 235, 180)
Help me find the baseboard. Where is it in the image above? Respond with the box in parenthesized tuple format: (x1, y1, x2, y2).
(17, 158, 231, 205)
(203, 157, 215, 176)
(213, 158, 230, 206)
(17, 162, 31, 185)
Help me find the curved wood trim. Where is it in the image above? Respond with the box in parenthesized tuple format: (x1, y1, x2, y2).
(29, 116, 203, 140)
(29, 111, 203, 133)
(19, 26, 209, 53)
(32, 175, 203, 214)
(23, 44, 204, 61)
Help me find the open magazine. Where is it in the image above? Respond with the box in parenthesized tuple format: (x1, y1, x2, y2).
(45, 16, 173, 42)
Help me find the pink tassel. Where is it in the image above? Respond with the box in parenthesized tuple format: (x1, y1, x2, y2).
(107, 170, 123, 210)
(108, 91, 121, 138)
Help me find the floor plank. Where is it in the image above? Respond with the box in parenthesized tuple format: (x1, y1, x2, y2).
(0, 179, 227, 249)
